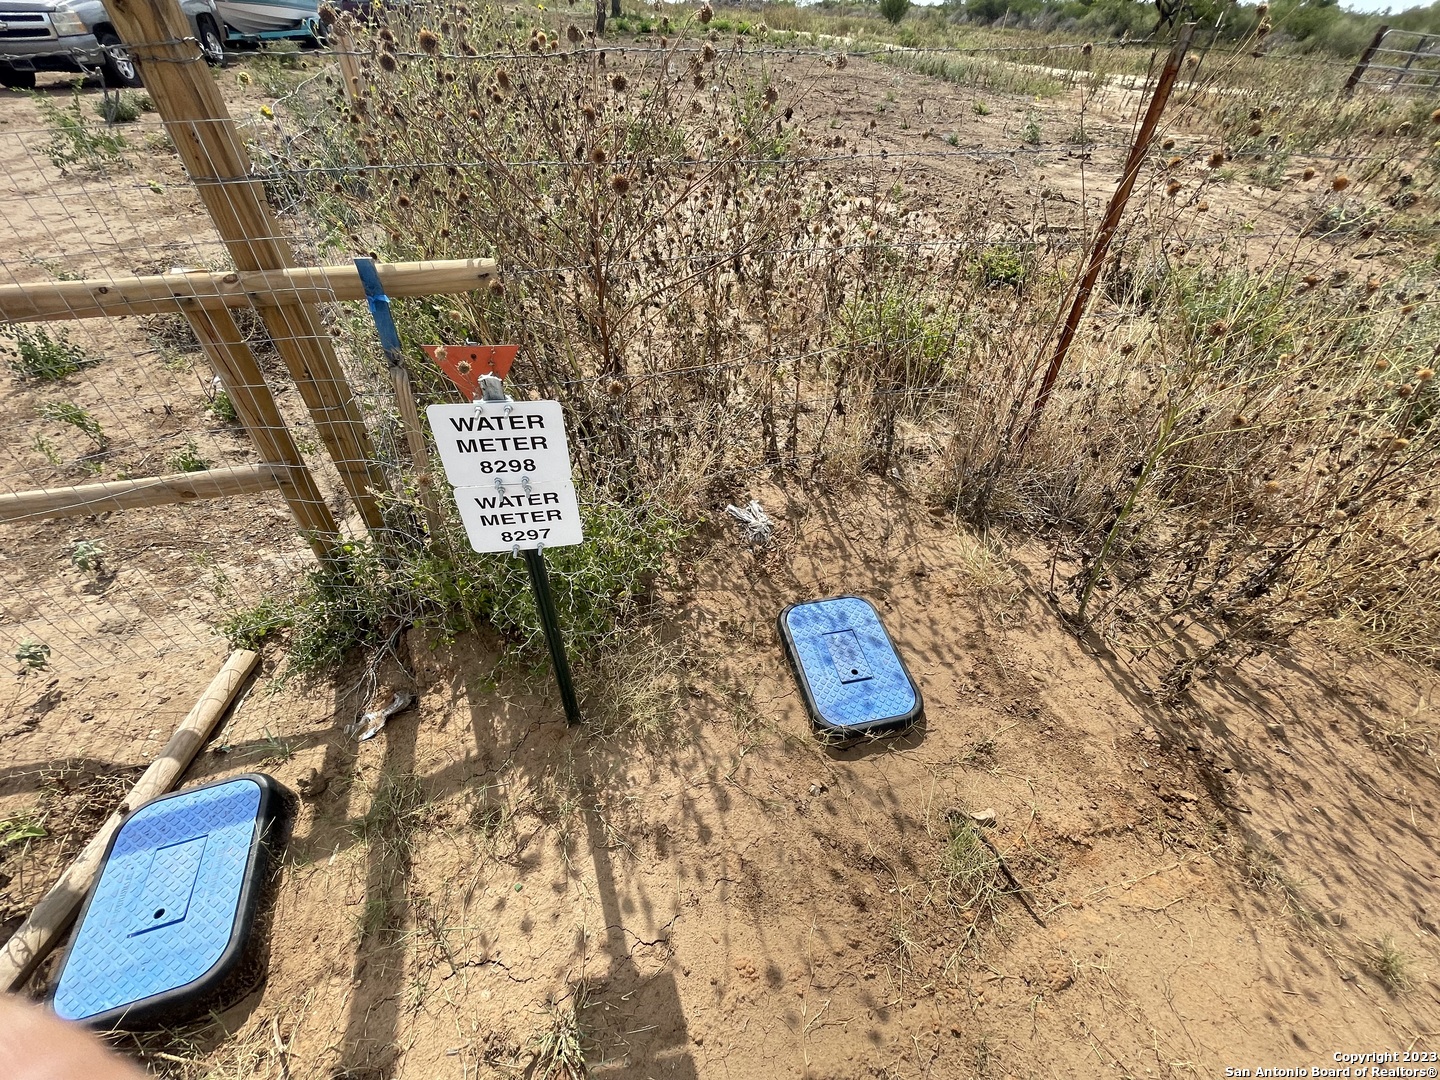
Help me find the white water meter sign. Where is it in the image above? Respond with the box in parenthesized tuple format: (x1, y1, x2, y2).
(451, 481, 583, 553)
(426, 400, 584, 554)
(427, 400, 571, 486)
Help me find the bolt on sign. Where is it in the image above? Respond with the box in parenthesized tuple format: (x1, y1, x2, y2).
(425, 399, 583, 554)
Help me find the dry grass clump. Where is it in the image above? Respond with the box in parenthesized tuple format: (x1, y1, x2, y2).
(940, 819, 1001, 915)
(531, 981, 591, 1079)
(253, 3, 1440, 667)
(1362, 700, 1436, 755)
(352, 769, 432, 939)
(1059, 262, 1440, 665)
(979, 56, 1440, 667)
(938, 243, 1440, 666)
(575, 627, 688, 742)
(1367, 935, 1416, 993)
(1241, 843, 1324, 928)
(267, 0, 1057, 503)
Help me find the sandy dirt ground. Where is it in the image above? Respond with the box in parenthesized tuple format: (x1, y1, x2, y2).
(0, 42, 1437, 1080)
(16, 483, 1428, 1080)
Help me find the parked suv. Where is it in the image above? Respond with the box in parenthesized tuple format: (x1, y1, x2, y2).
(0, 0, 223, 89)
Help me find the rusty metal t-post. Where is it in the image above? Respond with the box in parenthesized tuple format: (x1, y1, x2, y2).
(1019, 22, 1195, 450)
(97, 0, 388, 532)
(1343, 24, 1389, 98)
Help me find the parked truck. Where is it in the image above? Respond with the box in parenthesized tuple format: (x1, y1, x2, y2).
(0, 0, 224, 89)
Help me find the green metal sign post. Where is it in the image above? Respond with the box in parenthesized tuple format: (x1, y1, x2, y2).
(521, 547, 582, 726)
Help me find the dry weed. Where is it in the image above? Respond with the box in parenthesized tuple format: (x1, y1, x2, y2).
(1241, 843, 1325, 928)
(531, 981, 592, 1079)
(249, 0, 1440, 671)
(1366, 935, 1416, 993)
(575, 627, 688, 742)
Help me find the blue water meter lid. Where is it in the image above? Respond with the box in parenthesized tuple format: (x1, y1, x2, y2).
(780, 596, 922, 733)
(53, 776, 266, 1024)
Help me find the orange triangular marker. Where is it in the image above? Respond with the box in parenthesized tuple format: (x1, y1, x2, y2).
(423, 344, 518, 400)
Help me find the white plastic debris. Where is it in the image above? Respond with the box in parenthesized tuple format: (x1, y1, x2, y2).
(350, 690, 416, 741)
(724, 498, 774, 544)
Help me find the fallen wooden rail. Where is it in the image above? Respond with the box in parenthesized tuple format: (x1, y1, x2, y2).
(0, 258, 498, 324)
(0, 649, 259, 992)
(0, 463, 278, 523)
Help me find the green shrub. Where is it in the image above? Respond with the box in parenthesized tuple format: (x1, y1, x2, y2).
(879, 0, 911, 25)
(976, 246, 1029, 289)
(2, 325, 87, 380)
(33, 89, 126, 171)
(39, 401, 106, 448)
(1170, 270, 1303, 372)
(208, 388, 239, 422)
(70, 539, 104, 572)
(0, 812, 45, 851)
(14, 639, 50, 671)
(838, 287, 962, 390)
(167, 440, 209, 472)
(94, 91, 144, 123)
(222, 496, 684, 676)
(221, 594, 293, 650)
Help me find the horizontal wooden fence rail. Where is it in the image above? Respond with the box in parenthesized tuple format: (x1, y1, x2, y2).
(0, 258, 499, 324)
(0, 257, 497, 550)
(0, 464, 280, 523)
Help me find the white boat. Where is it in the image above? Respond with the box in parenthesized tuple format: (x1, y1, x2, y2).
(215, 0, 317, 35)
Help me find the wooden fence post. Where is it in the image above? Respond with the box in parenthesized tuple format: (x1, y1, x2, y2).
(0, 260, 499, 323)
(98, 0, 388, 533)
(1019, 22, 1195, 449)
(1344, 24, 1389, 98)
(0, 466, 280, 522)
(331, 26, 364, 107)
(178, 294, 342, 557)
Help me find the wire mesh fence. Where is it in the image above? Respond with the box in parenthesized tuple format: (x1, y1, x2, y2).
(3, 4, 1440, 705)
(1348, 27, 1440, 98)
(0, 86, 352, 678)
(5, 15, 1440, 1080)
